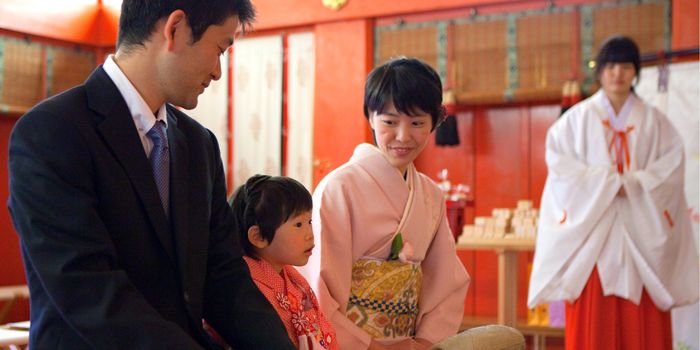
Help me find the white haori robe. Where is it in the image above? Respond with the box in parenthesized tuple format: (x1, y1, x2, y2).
(528, 90, 699, 311)
(300, 143, 470, 349)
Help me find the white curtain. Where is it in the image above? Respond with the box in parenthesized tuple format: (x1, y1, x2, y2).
(286, 32, 316, 191)
(637, 61, 699, 350)
(232, 35, 283, 189)
(188, 51, 230, 175)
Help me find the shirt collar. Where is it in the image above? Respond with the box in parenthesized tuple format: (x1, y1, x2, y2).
(103, 55, 168, 137)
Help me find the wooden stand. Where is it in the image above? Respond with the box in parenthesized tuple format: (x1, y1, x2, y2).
(457, 237, 563, 349)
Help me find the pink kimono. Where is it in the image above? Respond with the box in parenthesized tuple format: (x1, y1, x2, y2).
(301, 143, 470, 349)
(244, 256, 337, 350)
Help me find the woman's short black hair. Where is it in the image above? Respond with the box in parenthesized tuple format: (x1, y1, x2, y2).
(595, 35, 641, 78)
(364, 57, 446, 130)
(229, 175, 312, 258)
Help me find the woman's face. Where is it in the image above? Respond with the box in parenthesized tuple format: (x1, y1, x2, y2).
(599, 62, 636, 98)
(369, 102, 432, 175)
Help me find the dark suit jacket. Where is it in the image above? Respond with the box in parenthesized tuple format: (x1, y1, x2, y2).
(8, 67, 295, 350)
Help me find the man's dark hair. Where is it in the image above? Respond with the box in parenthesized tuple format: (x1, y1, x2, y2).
(364, 57, 446, 130)
(229, 175, 312, 259)
(117, 0, 255, 50)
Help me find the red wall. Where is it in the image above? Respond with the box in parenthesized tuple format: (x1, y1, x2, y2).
(0, 1, 119, 46)
(415, 104, 559, 321)
(312, 19, 374, 185)
(0, 117, 29, 322)
(672, 0, 700, 50)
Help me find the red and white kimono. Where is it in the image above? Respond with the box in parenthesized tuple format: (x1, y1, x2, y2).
(244, 256, 337, 350)
(301, 143, 469, 349)
(528, 91, 699, 349)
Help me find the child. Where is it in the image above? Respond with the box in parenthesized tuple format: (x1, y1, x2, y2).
(229, 174, 337, 350)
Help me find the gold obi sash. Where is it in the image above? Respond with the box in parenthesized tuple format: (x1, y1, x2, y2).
(345, 258, 422, 338)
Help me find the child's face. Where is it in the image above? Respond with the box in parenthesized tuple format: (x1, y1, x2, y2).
(257, 211, 314, 273)
(369, 102, 432, 175)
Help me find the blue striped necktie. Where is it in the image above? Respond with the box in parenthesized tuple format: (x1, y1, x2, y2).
(147, 120, 169, 216)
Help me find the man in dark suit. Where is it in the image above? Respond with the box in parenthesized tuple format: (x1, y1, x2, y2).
(7, 1, 295, 349)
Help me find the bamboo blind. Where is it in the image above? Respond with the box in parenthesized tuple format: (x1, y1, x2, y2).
(50, 49, 95, 96)
(515, 12, 574, 101)
(2, 40, 43, 109)
(452, 20, 508, 103)
(592, 2, 666, 58)
(376, 26, 438, 70)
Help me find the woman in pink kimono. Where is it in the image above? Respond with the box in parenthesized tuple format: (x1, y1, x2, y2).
(301, 57, 470, 350)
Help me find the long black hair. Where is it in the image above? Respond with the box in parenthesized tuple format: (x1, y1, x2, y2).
(595, 35, 641, 91)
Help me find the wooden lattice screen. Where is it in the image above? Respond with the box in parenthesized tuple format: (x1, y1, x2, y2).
(452, 20, 508, 104)
(515, 12, 575, 102)
(376, 25, 438, 70)
(592, 2, 667, 58)
(1, 40, 43, 110)
(50, 48, 95, 96)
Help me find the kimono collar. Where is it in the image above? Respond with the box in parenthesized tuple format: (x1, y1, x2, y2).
(351, 143, 415, 188)
(593, 90, 641, 130)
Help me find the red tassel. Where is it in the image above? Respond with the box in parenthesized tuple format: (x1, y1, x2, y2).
(663, 210, 674, 228)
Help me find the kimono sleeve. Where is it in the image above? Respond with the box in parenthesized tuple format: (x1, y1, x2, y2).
(306, 177, 374, 349)
(415, 207, 470, 344)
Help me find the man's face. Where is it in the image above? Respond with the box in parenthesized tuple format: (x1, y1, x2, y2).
(160, 15, 239, 109)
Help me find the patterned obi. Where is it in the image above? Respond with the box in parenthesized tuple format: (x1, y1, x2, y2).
(345, 258, 422, 338)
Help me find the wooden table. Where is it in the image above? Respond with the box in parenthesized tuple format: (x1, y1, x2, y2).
(457, 236, 563, 350)
(457, 236, 535, 326)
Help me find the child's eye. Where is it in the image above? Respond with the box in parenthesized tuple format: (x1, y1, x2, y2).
(294, 222, 303, 228)
(308, 219, 312, 225)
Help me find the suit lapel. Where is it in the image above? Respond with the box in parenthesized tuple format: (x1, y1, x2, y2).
(167, 107, 191, 279)
(85, 67, 177, 266)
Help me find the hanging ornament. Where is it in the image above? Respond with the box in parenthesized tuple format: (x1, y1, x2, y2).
(435, 89, 460, 147)
(322, 0, 348, 11)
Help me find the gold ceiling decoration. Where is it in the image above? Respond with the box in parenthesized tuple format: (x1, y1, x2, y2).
(322, 0, 348, 11)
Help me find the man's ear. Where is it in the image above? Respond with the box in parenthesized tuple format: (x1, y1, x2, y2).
(163, 9, 187, 50)
(247, 225, 269, 249)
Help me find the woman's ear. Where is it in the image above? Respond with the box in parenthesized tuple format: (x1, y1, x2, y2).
(247, 225, 269, 249)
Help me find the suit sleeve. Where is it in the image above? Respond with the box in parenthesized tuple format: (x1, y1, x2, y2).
(200, 130, 295, 350)
(8, 110, 205, 349)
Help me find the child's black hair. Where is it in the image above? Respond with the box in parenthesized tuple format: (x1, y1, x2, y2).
(363, 56, 446, 130)
(229, 175, 312, 258)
